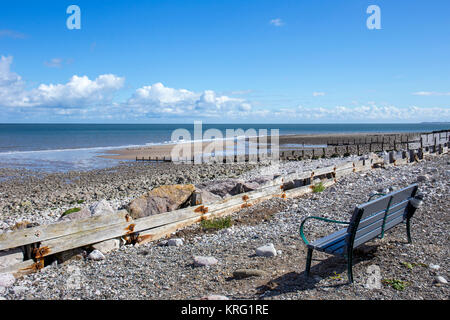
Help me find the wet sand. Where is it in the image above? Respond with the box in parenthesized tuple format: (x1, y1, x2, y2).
(101, 132, 421, 160)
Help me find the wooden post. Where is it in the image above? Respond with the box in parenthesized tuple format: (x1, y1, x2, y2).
(190, 191, 203, 206)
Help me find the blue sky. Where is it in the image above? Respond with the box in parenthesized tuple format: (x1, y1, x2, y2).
(0, 0, 449, 123)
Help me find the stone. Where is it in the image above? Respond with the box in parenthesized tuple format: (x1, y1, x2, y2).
(167, 238, 184, 247)
(429, 264, 440, 271)
(90, 199, 115, 216)
(92, 238, 120, 254)
(435, 276, 448, 284)
(255, 243, 277, 257)
(88, 249, 105, 261)
(200, 295, 229, 300)
(59, 206, 91, 221)
(12, 285, 28, 295)
(55, 248, 84, 264)
(0, 248, 24, 269)
(193, 256, 218, 267)
(417, 175, 429, 183)
(0, 273, 15, 288)
(196, 189, 222, 204)
(196, 179, 241, 198)
(127, 184, 195, 219)
(233, 269, 267, 279)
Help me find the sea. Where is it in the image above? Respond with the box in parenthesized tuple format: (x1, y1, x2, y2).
(0, 123, 448, 173)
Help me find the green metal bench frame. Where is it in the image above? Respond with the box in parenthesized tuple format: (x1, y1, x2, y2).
(299, 184, 421, 283)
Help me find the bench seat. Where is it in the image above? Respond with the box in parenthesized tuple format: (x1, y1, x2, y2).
(308, 228, 348, 255)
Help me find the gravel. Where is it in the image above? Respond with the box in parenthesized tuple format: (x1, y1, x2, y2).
(1, 153, 449, 300)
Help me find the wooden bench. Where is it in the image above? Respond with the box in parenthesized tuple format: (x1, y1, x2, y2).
(299, 184, 423, 283)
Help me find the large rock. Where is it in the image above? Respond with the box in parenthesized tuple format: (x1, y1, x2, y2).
(90, 199, 115, 216)
(92, 239, 121, 254)
(197, 189, 222, 204)
(196, 177, 270, 199)
(0, 248, 24, 269)
(59, 207, 91, 221)
(196, 179, 241, 198)
(127, 185, 195, 219)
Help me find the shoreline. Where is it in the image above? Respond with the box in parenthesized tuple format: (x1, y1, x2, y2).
(100, 131, 423, 160)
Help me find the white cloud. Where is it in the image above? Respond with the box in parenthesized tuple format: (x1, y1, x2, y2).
(312, 92, 326, 97)
(412, 91, 450, 96)
(0, 29, 26, 39)
(0, 55, 124, 108)
(126, 82, 252, 118)
(44, 58, 63, 68)
(270, 18, 284, 27)
(281, 104, 450, 122)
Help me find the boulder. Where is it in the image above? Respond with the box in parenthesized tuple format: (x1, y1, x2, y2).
(59, 207, 91, 221)
(90, 199, 115, 216)
(92, 239, 121, 254)
(197, 189, 222, 204)
(196, 177, 269, 199)
(127, 185, 195, 219)
(196, 179, 240, 198)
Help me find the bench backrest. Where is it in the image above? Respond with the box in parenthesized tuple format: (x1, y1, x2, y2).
(346, 184, 419, 249)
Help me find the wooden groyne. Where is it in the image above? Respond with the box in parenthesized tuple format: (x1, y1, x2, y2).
(135, 130, 450, 163)
(1, 137, 448, 278)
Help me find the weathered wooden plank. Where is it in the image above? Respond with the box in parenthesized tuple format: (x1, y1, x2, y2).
(137, 179, 336, 245)
(311, 165, 335, 177)
(335, 161, 353, 172)
(35, 184, 289, 258)
(0, 210, 131, 251)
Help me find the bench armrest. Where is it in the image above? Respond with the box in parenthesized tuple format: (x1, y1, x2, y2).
(368, 193, 386, 201)
(300, 216, 350, 245)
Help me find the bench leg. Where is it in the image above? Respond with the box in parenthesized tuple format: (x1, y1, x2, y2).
(346, 250, 354, 284)
(406, 218, 412, 243)
(305, 248, 313, 277)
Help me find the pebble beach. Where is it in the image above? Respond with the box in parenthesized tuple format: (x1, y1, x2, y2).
(0, 147, 448, 300)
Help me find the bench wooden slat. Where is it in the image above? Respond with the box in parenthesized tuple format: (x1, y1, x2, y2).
(357, 199, 409, 230)
(308, 228, 347, 249)
(323, 238, 347, 254)
(357, 205, 407, 237)
(353, 214, 405, 248)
